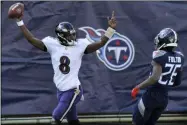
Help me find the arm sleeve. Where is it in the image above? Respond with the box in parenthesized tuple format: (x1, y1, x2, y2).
(78, 38, 91, 55)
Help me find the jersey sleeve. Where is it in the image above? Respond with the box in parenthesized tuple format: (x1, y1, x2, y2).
(78, 38, 91, 55)
(152, 50, 166, 66)
(41, 36, 53, 54)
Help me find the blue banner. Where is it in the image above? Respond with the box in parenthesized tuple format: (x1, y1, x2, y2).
(2, 1, 187, 115)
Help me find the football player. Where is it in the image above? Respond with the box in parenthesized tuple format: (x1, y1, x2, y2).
(131, 28, 185, 125)
(14, 9, 117, 125)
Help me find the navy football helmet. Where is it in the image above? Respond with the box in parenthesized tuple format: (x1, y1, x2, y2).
(55, 22, 76, 46)
(154, 28, 178, 50)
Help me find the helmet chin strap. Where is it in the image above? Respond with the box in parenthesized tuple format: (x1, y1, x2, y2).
(157, 43, 166, 50)
(57, 33, 75, 46)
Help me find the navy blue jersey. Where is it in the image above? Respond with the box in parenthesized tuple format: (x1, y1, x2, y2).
(147, 50, 184, 96)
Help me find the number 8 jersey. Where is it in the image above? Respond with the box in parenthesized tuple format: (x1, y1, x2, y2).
(149, 50, 185, 92)
(42, 36, 90, 91)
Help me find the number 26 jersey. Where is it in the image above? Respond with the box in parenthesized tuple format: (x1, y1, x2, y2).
(149, 50, 185, 93)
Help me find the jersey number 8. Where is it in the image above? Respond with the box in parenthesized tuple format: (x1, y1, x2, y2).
(59, 56, 70, 74)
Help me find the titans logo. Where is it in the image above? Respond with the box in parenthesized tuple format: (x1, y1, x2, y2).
(79, 27, 135, 71)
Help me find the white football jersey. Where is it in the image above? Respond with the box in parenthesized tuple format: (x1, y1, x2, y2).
(42, 36, 90, 91)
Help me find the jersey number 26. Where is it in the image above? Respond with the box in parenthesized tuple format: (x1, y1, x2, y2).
(159, 63, 181, 85)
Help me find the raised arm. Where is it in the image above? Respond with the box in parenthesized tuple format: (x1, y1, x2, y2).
(14, 18, 47, 52)
(8, 3, 46, 51)
(84, 11, 117, 54)
(14, 18, 47, 51)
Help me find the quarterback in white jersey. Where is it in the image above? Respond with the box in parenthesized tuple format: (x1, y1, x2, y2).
(42, 36, 90, 91)
(13, 5, 117, 125)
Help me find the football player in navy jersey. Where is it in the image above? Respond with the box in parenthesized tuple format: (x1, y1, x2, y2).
(131, 28, 185, 125)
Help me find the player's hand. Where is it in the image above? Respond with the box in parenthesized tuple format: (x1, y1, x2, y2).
(131, 87, 140, 99)
(108, 11, 117, 29)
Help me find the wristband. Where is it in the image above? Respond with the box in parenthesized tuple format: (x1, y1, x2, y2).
(16, 20, 24, 26)
(104, 27, 115, 39)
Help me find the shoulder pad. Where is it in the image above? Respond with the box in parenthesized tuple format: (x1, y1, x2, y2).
(42, 36, 54, 41)
(152, 50, 167, 59)
(175, 51, 184, 57)
(84, 38, 92, 44)
(77, 38, 91, 45)
(48, 36, 56, 39)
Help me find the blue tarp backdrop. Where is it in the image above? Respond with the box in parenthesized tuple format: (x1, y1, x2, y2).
(2, 1, 187, 115)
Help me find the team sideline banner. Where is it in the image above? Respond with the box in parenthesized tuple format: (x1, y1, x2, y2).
(2, 1, 187, 115)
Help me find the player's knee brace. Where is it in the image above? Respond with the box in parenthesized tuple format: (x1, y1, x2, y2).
(68, 119, 81, 125)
